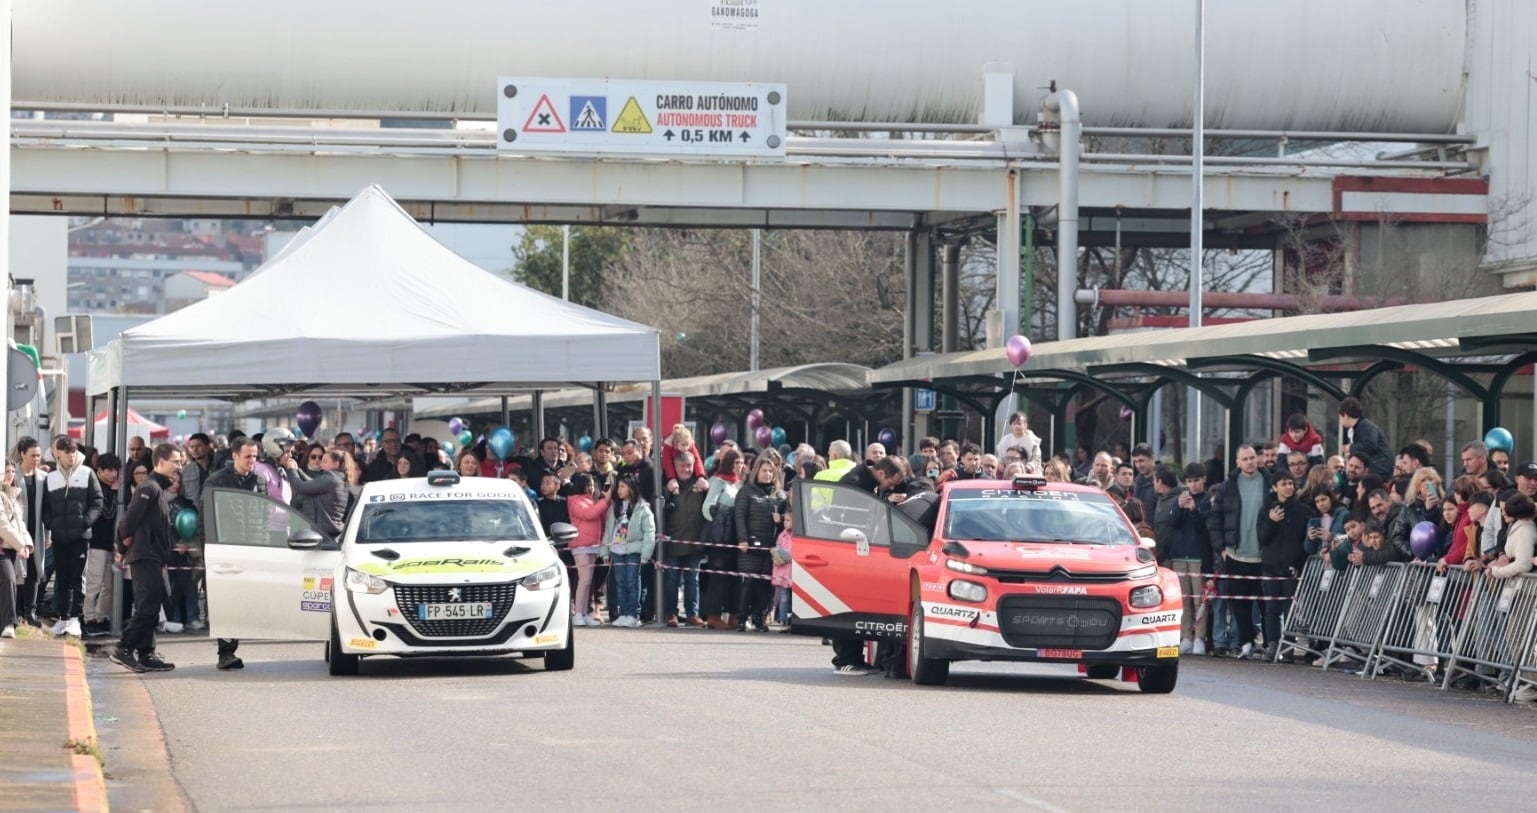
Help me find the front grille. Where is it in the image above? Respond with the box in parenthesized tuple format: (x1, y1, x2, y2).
(995, 595, 1121, 650)
(393, 583, 518, 638)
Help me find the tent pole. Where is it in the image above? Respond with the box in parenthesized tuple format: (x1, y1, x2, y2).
(595, 385, 609, 440)
(532, 391, 545, 445)
(650, 380, 665, 624)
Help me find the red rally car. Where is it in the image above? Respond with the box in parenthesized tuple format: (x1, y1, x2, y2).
(789, 475, 1182, 692)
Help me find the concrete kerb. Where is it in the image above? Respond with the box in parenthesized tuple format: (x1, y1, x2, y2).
(63, 642, 110, 813)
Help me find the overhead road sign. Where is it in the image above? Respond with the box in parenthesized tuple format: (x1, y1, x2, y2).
(497, 77, 787, 158)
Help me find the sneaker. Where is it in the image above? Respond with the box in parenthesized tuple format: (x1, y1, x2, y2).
(50, 617, 68, 636)
(1179, 639, 1193, 655)
(216, 654, 245, 670)
(163, 621, 184, 634)
(1238, 643, 1254, 660)
(83, 621, 112, 638)
(63, 618, 82, 638)
(834, 663, 877, 676)
(1192, 639, 1207, 656)
(109, 647, 148, 673)
(0, 625, 14, 638)
(617, 616, 641, 628)
(570, 614, 588, 627)
(137, 651, 175, 672)
(187, 620, 207, 632)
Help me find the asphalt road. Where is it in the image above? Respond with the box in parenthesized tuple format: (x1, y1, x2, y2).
(90, 628, 1537, 813)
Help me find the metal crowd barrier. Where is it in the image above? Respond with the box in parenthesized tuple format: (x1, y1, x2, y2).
(1280, 559, 1537, 703)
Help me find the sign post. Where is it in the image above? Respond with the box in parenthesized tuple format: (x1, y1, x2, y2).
(497, 78, 787, 158)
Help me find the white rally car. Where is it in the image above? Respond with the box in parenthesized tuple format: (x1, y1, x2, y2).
(203, 471, 575, 676)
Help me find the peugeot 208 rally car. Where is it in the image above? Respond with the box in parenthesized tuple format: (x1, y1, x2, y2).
(789, 475, 1181, 692)
(202, 471, 574, 676)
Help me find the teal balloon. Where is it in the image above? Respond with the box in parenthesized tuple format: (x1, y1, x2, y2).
(176, 409, 187, 420)
(770, 426, 786, 446)
(577, 434, 593, 452)
(457, 430, 474, 449)
(488, 427, 515, 461)
(174, 508, 199, 541)
(1484, 427, 1514, 453)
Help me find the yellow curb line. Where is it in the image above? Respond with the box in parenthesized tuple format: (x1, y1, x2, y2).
(63, 643, 109, 813)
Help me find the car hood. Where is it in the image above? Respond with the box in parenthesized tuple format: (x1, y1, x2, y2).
(345, 540, 559, 582)
(957, 541, 1151, 574)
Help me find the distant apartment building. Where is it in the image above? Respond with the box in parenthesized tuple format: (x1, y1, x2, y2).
(67, 218, 267, 314)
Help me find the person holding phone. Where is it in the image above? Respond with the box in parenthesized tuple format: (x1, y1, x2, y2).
(1257, 471, 1310, 661)
(1389, 468, 1445, 560)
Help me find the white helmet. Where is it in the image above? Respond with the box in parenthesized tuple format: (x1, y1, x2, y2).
(262, 427, 296, 459)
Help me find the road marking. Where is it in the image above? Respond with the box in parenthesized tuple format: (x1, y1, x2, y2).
(995, 788, 1076, 813)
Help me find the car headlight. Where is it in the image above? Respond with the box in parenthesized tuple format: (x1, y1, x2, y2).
(519, 563, 563, 591)
(947, 579, 987, 603)
(1130, 585, 1163, 608)
(945, 558, 988, 576)
(1127, 565, 1158, 581)
(344, 567, 389, 595)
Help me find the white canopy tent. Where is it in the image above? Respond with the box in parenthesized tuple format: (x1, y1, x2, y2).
(88, 184, 659, 400)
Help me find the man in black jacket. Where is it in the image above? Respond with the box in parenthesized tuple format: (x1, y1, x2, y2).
(43, 437, 103, 638)
(202, 438, 268, 670)
(109, 443, 184, 673)
(661, 454, 708, 626)
(1338, 397, 1394, 481)
(1257, 471, 1310, 661)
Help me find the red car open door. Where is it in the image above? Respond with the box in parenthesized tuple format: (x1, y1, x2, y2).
(789, 479, 913, 642)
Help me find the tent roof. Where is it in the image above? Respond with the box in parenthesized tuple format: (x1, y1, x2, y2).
(88, 185, 660, 399)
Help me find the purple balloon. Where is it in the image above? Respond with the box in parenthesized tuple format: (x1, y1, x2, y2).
(448, 417, 464, 435)
(747, 409, 765, 430)
(296, 400, 323, 439)
(1409, 521, 1439, 559)
(1119, 405, 1134, 421)
(755, 425, 773, 448)
(710, 422, 728, 444)
(877, 428, 896, 448)
(1005, 334, 1033, 367)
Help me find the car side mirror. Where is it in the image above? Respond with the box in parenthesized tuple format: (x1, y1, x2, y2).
(289, 528, 325, 550)
(549, 522, 580, 548)
(840, 527, 871, 557)
(1140, 536, 1157, 549)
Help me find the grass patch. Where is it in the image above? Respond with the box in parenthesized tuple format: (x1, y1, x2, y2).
(65, 737, 103, 766)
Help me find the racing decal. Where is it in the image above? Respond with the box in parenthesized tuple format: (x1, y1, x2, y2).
(921, 581, 945, 593)
(355, 558, 543, 576)
(387, 490, 518, 501)
(1157, 646, 1179, 658)
(533, 633, 560, 645)
(927, 604, 981, 621)
(1016, 546, 1092, 559)
(1131, 611, 1178, 626)
(301, 568, 332, 612)
(854, 619, 907, 637)
(789, 563, 852, 615)
(349, 637, 378, 650)
(955, 489, 1082, 502)
(1029, 584, 1088, 595)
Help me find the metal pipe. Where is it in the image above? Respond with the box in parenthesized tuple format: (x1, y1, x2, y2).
(1081, 152, 1473, 170)
(1074, 287, 1407, 311)
(750, 229, 761, 372)
(941, 242, 961, 353)
(1042, 87, 1081, 340)
(561, 225, 570, 301)
(1190, 0, 1206, 464)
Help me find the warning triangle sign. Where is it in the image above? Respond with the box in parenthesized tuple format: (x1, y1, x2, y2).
(611, 96, 653, 134)
(522, 94, 566, 133)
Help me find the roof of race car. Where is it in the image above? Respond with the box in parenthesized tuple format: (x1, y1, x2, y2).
(941, 479, 1110, 497)
(357, 474, 528, 501)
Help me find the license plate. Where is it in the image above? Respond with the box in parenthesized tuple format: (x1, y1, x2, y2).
(418, 602, 493, 621)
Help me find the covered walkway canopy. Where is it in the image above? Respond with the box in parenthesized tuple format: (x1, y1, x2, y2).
(872, 291, 1537, 458)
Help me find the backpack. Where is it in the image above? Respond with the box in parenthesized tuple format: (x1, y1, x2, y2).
(702, 502, 738, 546)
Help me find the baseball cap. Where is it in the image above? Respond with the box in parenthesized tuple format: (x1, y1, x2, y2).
(1515, 462, 1537, 479)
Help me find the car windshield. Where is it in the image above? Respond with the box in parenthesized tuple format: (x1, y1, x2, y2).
(943, 489, 1137, 546)
(354, 499, 541, 544)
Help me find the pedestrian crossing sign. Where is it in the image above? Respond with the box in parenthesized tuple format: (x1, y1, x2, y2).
(570, 96, 607, 131)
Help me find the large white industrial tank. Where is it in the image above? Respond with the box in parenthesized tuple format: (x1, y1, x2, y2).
(13, 0, 1465, 132)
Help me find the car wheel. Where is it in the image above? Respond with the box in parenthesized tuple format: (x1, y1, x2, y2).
(1137, 662, 1178, 694)
(906, 602, 948, 686)
(328, 619, 360, 677)
(543, 617, 575, 672)
(1085, 664, 1120, 680)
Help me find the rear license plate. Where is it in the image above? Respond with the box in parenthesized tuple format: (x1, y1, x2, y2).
(418, 602, 493, 621)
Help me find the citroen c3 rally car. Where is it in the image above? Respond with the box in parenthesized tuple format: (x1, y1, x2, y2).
(203, 471, 574, 676)
(789, 475, 1182, 692)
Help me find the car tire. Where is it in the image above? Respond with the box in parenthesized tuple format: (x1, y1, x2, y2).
(543, 617, 575, 672)
(328, 620, 360, 677)
(1085, 664, 1120, 680)
(1137, 662, 1178, 693)
(907, 603, 948, 686)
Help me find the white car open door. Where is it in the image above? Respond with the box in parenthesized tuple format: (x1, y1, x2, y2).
(203, 487, 341, 641)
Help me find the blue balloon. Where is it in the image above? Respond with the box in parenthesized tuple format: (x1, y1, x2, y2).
(488, 427, 515, 461)
(770, 426, 786, 447)
(577, 434, 594, 452)
(1484, 427, 1514, 453)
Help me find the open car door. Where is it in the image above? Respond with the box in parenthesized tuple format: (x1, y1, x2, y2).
(203, 487, 341, 641)
(789, 479, 916, 642)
